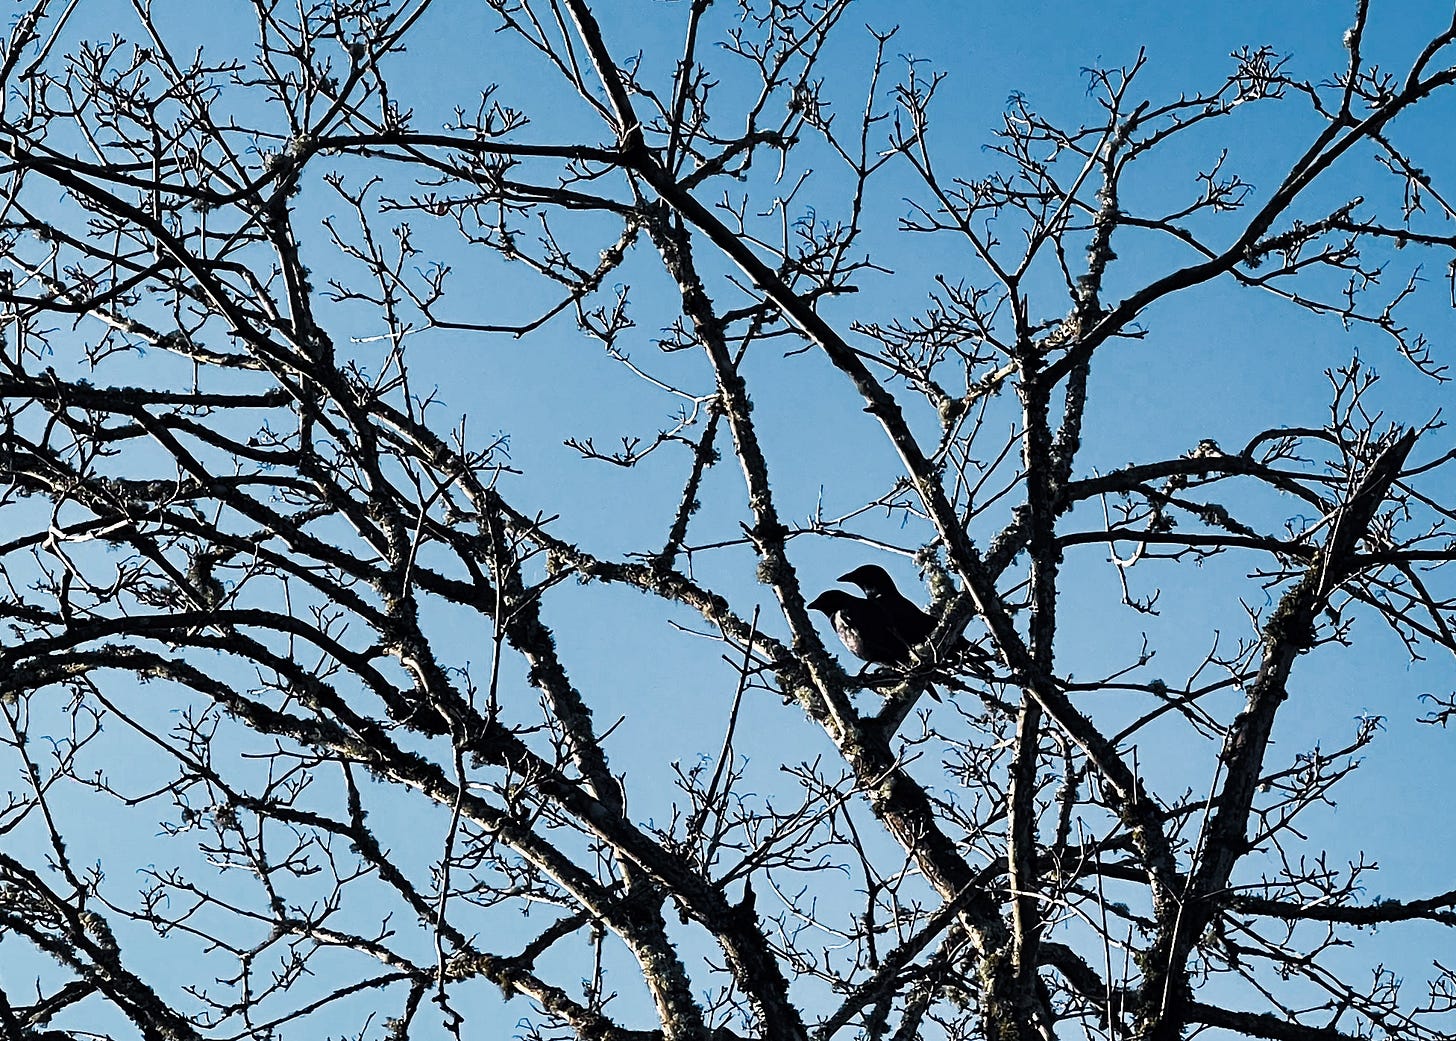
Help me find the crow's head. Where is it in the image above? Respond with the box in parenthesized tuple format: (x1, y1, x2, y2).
(838, 564, 900, 599)
(807, 589, 861, 616)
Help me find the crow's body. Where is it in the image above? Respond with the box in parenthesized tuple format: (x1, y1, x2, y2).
(806, 589, 909, 667)
(837, 564, 969, 662)
(807, 586, 944, 701)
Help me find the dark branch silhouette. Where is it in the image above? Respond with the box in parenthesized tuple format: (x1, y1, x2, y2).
(0, 3, 1453, 1040)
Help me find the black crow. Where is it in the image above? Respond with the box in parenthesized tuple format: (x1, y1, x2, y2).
(837, 563, 969, 662)
(807, 588, 943, 701)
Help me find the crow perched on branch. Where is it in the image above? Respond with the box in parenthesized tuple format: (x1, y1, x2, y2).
(806, 589, 917, 670)
(809, 565, 971, 702)
(837, 563, 969, 662)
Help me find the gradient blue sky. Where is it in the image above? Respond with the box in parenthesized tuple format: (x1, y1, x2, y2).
(6, 2, 1455, 1037)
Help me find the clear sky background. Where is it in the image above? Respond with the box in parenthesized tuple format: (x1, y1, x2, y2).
(422, 0, 1456, 891)
(389, 0, 1456, 1026)
(5, 1, 1455, 1037)
(358, 0, 1454, 1027)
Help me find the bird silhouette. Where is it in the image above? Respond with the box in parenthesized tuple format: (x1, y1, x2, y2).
(837, 563, 969, 663)
(807, 587, 943, 701)
(806, 589, 904, 665)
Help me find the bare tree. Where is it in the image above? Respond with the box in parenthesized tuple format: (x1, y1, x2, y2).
(1, 2, 1455, 1040)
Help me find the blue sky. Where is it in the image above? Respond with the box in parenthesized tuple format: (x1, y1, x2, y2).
(383, 0, 1456, 1027)
(5, 1, 1456, 1037)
